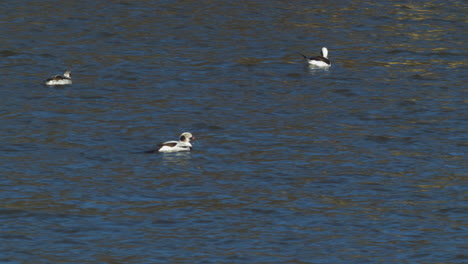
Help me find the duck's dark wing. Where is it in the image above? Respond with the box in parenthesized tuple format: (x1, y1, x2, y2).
(143, 143, 185, 153)
(158, 142, 177, 148)
(45, 75, 58, 82)
(46, 75, 70, 82)
(310, 56, 330, 64)
(157, 142, 178, 148)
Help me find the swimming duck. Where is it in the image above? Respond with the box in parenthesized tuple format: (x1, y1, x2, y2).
(298, 47, 331, 68)
(44, 70, 72, 85)
(157, 132, 195, 153)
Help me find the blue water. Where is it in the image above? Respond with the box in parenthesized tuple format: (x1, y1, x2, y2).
(1, 1, 466, 263)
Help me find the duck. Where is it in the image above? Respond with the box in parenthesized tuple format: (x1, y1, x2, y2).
(157, 132, 195, 153)
(44, 70, 72, 85)
(298, 47, 331, 68)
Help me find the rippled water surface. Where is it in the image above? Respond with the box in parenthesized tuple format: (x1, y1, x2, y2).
(1, 1, 466, 263)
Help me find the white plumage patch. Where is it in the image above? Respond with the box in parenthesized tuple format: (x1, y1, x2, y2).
(308, 60, 331, 68)
(158, 143, 192, 153)
(45, 78, 72, 85)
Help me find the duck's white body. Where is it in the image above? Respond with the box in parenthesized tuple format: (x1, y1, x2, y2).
(299, 47, 331, 68)
(45, 70, 72, 85)
(157, 132, 195, 153)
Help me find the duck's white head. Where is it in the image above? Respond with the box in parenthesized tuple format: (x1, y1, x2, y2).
(64, 70, 72, 78)
(179, 132, 195, 142)
(321, 47, 328, 58)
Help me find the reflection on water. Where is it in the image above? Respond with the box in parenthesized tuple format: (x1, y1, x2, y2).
(0, 0, 466, 263)
(306, 65, 331, 74)
(160, 152, 193, 166)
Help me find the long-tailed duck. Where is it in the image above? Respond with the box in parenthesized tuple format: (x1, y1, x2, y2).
(44, 70, 72, 85)
(298, 47, 331, 68)
(157, 132, 195, 153)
